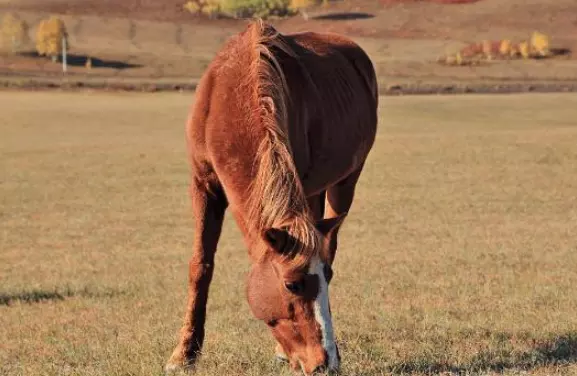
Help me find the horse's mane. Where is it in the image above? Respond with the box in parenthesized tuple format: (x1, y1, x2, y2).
(241, 20, 320, 270)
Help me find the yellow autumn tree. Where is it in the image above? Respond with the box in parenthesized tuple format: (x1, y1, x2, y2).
(1, 13, 29, 53)
(183, 0, 221, 18)
(481, 40, 492, 60)
(36, 16, 68, 62)
(530, 31, 550, 57)
(499, 39, 511, 57)
(290, 0, 319, 19)
(518, 41, 530, 59)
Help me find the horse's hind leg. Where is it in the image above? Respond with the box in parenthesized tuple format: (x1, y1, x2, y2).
(166, 176, 227, 372)
(324, 166, 364, 265)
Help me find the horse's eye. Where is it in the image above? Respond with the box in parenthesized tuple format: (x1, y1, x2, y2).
(285, 280, 305, 294)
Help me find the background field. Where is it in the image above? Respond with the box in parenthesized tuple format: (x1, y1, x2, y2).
(2, 92, 577, 375)
(0, 0, 576, 92)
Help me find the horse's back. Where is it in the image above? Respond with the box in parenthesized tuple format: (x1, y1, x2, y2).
(280, 31, 379, 193)
(289, 31, 378, 104)
(187, 23, 378, 197)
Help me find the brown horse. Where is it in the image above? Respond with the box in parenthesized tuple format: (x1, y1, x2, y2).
(166, 19, 378, 375)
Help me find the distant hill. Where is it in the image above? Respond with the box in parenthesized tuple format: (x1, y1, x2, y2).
(0, 0, 196, 22)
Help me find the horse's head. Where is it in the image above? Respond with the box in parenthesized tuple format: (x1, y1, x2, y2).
(246, 215, 344, 375)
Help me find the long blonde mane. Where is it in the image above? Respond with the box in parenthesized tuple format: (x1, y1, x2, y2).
(243, 20, 320, 269)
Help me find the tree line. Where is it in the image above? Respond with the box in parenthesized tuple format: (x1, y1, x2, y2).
(182, 0, 330, 20)
(1, 13, 68, 62)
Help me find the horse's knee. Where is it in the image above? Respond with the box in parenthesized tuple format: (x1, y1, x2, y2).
(188, 262, 215, 285)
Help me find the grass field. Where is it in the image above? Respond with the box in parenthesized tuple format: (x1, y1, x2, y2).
(2, 91, 577, 376)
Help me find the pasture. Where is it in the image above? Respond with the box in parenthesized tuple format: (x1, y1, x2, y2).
(1, 91, 577, 375)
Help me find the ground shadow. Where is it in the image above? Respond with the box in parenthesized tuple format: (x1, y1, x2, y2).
(312, 12, 374, 21)
(20, 52, 142, 69)
(534, 48, 572, 60)
(0, 289, 68, 305)
(67, 54, 142, 69)
(381, 333, 577, 374)
(0, 287, 125, 306)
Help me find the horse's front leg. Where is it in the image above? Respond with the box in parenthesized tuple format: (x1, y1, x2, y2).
(166, 177, 227, 372)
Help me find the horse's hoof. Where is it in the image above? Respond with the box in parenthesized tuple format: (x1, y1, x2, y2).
(164, 362, 183, 374)
(275, 353, 289, 364)
(165, 360, 195, 374)
(165, 349, 196, 374)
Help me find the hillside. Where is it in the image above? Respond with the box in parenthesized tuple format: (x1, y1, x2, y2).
(0, 0, 576, 92)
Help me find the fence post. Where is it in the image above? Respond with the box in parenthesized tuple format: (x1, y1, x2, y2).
(62, 36, 67, 73)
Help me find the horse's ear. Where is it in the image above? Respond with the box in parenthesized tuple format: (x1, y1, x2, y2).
(316, 213, 347, 237)
(263, 227, 290, 254)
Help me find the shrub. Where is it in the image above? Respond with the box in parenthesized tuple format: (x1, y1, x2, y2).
(530, 31, 549, 57)
(440, 31, 554, 66)
(1, 13, 29, 53)
(289, 0, 321, 19)
(518, 41, 529, 59)
(36, 16, 68, 62)
(183, 0, 222, 18)
(440, 51, 481, 66)
(219, 0, 294, 18)
(481, 39, 492, 59)
(499, 39, 511, 56)
(509, 43, 519, 58)
(184, 0, 294, 19)
(183, 0, 329, 19)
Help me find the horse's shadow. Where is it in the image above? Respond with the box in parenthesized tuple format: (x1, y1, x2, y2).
(534, 47, 572, 59)
(380, 333, 577, 375)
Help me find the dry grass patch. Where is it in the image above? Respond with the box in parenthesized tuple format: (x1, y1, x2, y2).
(1, 92, 577, 375)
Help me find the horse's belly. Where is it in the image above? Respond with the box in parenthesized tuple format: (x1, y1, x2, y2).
(301, 138, 372, 196)
(302, 166, 355, 197)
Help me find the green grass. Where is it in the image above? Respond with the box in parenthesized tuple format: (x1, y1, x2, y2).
(1, 92, 577, 375)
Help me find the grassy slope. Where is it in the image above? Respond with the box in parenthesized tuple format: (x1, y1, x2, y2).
(0, 0, 576, 90)
(1, 92, 577, 375)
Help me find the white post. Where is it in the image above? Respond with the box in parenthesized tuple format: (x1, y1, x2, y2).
(62, 36, 67, 73)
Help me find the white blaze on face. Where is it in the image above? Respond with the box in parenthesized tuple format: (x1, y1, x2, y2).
(309, 256, 339, 370)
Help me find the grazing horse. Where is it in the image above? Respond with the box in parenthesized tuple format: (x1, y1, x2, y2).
(166, 19, 378, 375)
